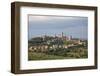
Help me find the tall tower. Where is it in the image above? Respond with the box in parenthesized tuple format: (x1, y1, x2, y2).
(69, 35, 72, 40)
(55, 34, 56, 37)
(62, 32, 64, 37)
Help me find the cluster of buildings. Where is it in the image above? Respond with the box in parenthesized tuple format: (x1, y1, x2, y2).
(42, 32, 72, 41)
(28, 32, 84, 52)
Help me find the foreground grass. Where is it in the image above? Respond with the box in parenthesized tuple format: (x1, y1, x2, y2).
(28, 46, 88, 60)
(28, 52, 69, 60)
(28, 50, 87, 61)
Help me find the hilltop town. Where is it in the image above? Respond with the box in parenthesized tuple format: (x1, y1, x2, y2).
(28, 32, 88, 60)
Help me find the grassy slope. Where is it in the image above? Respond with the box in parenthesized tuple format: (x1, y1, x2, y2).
(28, 51, 87, 61)
(28, 52, 68, 60)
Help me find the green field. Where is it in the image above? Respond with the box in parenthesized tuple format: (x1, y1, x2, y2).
(28, 52, 69, 60)
(28, 46, 88, 60)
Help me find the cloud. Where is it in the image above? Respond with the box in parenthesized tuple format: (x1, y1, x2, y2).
(29, 15, 49, 22)
(28, 15, 88, 39)
(29, 15, 87, 22)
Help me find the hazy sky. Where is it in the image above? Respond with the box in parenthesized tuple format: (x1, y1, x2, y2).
(28, 15, 88, 40)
